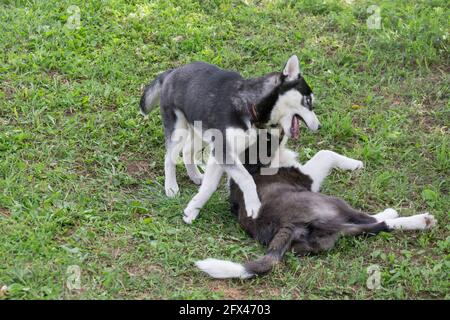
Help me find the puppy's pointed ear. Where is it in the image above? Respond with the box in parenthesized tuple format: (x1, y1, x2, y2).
(283, 55, 300, 80)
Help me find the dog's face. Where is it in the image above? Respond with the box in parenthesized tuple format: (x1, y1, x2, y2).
(267, 55, 320, 139)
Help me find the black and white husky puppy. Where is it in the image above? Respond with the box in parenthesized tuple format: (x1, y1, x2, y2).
(196, 133, 437, 279)
(140, 55, 320, 223)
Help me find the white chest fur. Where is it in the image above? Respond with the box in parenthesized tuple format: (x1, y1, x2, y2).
(225, 127, 258, 158)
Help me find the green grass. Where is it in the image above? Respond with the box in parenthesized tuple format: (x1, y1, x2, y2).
(0, 0, 449, 299)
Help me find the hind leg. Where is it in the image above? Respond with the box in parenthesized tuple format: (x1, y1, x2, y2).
(183, 156, 224, 224)
(291, 227, 315, 256)
(384, 213, 437, 230)
(164, 142, 181, 197)
(336, 200, 437, 231)
(291, 227, 338, 256)
(342, 213, 437, 235)
(372, 208, 399, 221)
(343, 207, 437, 231)
(163, 109, 188, 197)
(334, 198, 399, 224)
(183, 128, 204, 185)
(341, 222, 391, 236)
(301, 150, 363, 192)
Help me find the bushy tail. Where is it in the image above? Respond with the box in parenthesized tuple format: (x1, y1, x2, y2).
(195, 259, 255, 279)
(139, 69, 173, 115)
(195, 254, 281, 279)
(196, 226, 294, 279)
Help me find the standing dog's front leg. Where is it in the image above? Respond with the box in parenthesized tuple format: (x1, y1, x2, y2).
(222, 127, 261, 218)
(223, 161, 261, 219)
(183, 157, 224, 224)
(301, 150, 363, 192)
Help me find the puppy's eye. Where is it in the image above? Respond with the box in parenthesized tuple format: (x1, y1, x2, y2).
(303, 96, 313, 110)
(269, 124, 277, 128)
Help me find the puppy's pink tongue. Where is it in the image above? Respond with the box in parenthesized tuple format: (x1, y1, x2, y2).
(290, 115, 300, 139)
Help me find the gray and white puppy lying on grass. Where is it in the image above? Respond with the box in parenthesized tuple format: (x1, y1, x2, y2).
(196, 132, 437, 279)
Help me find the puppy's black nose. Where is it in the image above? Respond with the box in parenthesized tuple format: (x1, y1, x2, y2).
(318, 124, 322, 130)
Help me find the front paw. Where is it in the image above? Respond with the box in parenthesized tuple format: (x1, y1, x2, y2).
(165, 182, 179, 197)
(183, 207, 199, 224)
(339, 158, 364, 171)
(245, 198, 261, 219)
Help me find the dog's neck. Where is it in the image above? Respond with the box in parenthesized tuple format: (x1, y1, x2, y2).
(240, 72, 282, 124)
(247, 103, 258, 123)
(241, 130, 285, 174)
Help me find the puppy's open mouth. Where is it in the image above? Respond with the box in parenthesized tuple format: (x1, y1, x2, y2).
(290, 114, 302, 139)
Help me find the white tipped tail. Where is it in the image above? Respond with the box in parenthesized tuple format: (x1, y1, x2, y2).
(195, 258, 253, 279)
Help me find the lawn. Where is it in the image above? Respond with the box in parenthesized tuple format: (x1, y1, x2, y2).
(0, 0, 448, 299)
